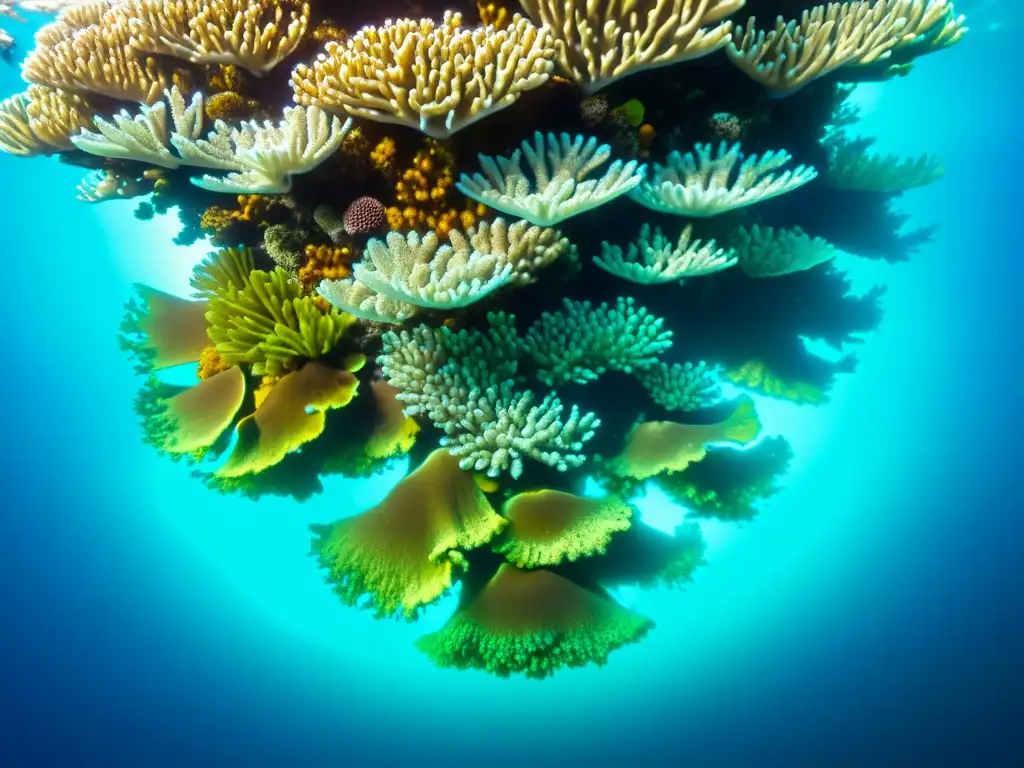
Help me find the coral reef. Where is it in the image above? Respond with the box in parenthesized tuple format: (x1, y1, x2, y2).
(0, 0, 968, 678)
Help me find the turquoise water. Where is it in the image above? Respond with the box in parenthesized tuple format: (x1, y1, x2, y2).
(1, 3, 1020, 765)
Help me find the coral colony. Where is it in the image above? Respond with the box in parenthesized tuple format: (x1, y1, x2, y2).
(0, 0, 965, 678)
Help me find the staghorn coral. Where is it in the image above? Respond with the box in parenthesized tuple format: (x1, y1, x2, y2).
(126, 0, 310, 75)
(378, 317, 601, 480)
(456, 132, 645, 226)
(639, 361, 723, 412)
(310, 449, 507, 620)
(595, 223, 737, 285)
(630, 141, 817, 217)
(727, 1, 966, 95)
(606, 396, 762, 480)
(731, 225, 837, 278)
(290, 11, 555, 138)
(191, 247, 356, 375)
(496, 490, 633, 568)
(519, 0, 745, 94)
(416, 564, 653, 678)
(522, 297, 673, 385)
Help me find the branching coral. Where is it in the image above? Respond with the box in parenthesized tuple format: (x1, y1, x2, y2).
(379, 316, 601, 479)
(496, 490, 633, 568)
(22, 8, 169, 103)
(126, 0, 310, 75)
(731, 225, 837, 278)
(639, 361, 722, 412)
(727, 1, 966, 95)
(594, 223, 737, 284)
(0, 85, 96, 156)
(456, 132, 645, 226)
(416, 565, 653, 678)
(319, 218, 570, 320)
(71, 86, 204, 167)
(172, 105, 351, 193)
(192, 247, 355, 375)
(290, 11, 555, 138)
(519, 0, 745, 94)
(826, 145, 945, 192)
(350, 229, 516, 311)
(630, 142, 817, 217)
(310, 449, 507, 620)
(522, 297, 673, 385)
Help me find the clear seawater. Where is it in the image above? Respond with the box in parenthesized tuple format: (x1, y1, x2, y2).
(0, 3, 1020, 765)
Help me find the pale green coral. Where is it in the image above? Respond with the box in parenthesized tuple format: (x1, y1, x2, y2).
(522, 297, 673, 385)
(379, 314, 600, 479)
(639, 360, 722, 412)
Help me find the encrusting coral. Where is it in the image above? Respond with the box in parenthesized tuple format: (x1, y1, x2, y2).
(0, 0, 970, 678)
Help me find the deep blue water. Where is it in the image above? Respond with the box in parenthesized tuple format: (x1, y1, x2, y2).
(1, 3, 1021, 766)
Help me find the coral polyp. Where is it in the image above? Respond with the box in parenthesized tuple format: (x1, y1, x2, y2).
(0, 0, 966, 678)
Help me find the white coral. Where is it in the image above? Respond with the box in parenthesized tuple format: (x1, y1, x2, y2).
(456, 131, 644, 225)
(71, 86, 203, 168)
(630, 141, 817, 217)
(172, 105, 350, 193)
(595, 224, 737, 284)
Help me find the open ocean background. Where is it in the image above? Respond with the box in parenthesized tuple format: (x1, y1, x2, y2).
(1, 2, 1020, 765)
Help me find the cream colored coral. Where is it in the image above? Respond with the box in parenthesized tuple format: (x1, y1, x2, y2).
(595, 223, 737, 284)
(0, 93, 40, 156)
(456, 132, 645, 226)
(76, 168, 143, 202)
(731, 225, 837, 277)
(125, 0, 310, 75)
(353, 229, 517, 311)
(470, 217, 572, 283)
(0, 86, 96, 156)
(22, 11, 168, 103)
(34, 0, 115, 46)
(629, 142, 817, 217)
(290, 11, 554, 138)
(316, 278, 419, 323)
(519, 0, 745, 94)
(727, 1, 966, 95)
(72, 86, 204, 167)
(171, 106, 350, 193)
